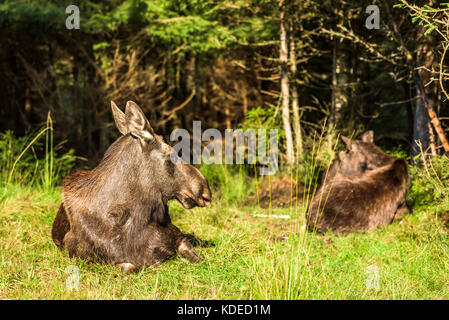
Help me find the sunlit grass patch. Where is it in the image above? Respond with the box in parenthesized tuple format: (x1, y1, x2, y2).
(0, 182, 448, 299)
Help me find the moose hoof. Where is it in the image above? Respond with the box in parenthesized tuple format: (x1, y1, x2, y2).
(187, 253, 203, 264)
(178, 239, 203, 264)
(182, 253, 203, 264)
(116, 263, 138, 273)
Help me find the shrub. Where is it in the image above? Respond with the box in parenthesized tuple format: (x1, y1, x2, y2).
(0, 125, 76, 191)
(199, 163, 256, 205)
(408, 155, 449, 210)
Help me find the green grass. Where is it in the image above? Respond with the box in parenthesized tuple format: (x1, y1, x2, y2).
(1, 128, 448, 299)
(0, 183, 448, 299)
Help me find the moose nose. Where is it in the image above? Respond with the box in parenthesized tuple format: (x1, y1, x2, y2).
(202, 196, 211, 207)
(201, 189, 212, 207)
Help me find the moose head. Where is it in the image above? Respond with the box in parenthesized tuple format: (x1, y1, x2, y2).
(338, 130, 393, 175)
(110, 101, 211, 219)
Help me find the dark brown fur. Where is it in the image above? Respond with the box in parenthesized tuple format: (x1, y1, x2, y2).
(308, 131, 410, 233)
(51, 101, 211, 272)
(323, 131, 394, 184)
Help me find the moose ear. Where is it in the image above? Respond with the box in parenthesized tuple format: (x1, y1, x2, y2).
(361, 130, 374, 143)
(124, 101, 154, 141)
(340, 136, 352, 147)
(111, 101, 129, 135)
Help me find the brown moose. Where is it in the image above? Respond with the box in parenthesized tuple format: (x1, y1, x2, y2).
(308, 131, 410, 234)
(52, 101, 212, 272)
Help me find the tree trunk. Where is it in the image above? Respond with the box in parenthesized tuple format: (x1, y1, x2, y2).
(402, 81, 414, 141)
(289, 16, 302, 161)
(185, 54, 196, 130)
(225, 104, 231, 129)
(24, 87, 32, 131)
(412, 78, 430, 159)
(280, 1, 294, 165)
(331, 40, 349, 128)
(242, 86, 248, 123)
(186, 55, 196, 94)
(428, 122, 437, 156)
(412, 42, 434, 160)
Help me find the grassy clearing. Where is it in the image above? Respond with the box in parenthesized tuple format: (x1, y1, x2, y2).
(0, 182, 448, 300)
(0, 128, 448, 299)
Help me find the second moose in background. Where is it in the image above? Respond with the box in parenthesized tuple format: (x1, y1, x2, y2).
(307, 131, 410, 234)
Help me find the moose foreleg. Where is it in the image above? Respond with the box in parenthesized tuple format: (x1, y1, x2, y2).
(166, 224, 202, 264)
(66, 212, 133, 266)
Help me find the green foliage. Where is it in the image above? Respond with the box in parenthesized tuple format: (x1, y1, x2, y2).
(385, 146, 410, 161)
(408, 156, 449, 210)
(0, 129, 76, 191)
(0, 1, 66, 35)
(199, 164, 255, 206)
(242, 106, 283, 133)
(85, 0, 277, 54)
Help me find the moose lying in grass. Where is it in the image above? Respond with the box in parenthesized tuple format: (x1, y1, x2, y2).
(307, 131, 410, 234)
(52, 101, 211, 273)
